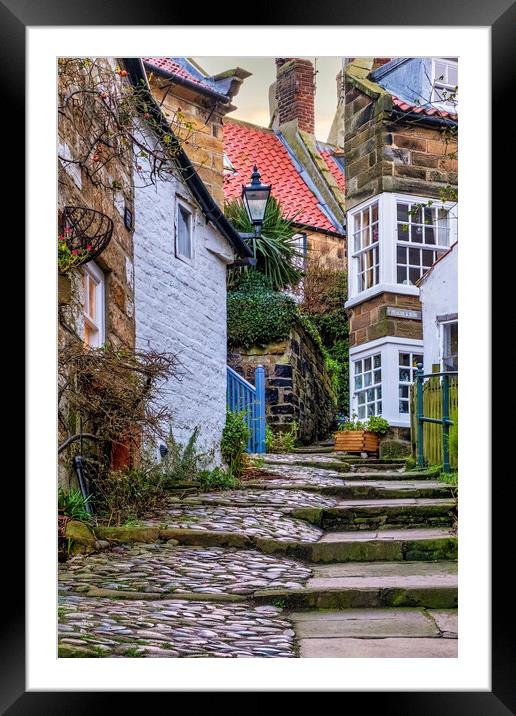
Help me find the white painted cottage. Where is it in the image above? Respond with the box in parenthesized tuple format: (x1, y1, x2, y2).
(125, 59, 253, 462)
(417, 241, 458, 374)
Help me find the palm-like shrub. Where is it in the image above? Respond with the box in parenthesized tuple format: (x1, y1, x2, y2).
(225, 197, 304, 291)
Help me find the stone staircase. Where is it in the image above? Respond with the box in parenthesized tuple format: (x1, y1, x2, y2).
(58, 450, 457, 658)
(256, 451, 458, 657)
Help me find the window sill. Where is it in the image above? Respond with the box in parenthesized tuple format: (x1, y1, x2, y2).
(345, 283, 419, 309)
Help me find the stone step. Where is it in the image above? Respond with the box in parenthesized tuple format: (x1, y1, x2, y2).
(290, 608, 457, 658)
(263, 460, 407, 473)
(292, 499, 456, 531)
(242, 480, 454, 499)
(253, 561, 457, 610)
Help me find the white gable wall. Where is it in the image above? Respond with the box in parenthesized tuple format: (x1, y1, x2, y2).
(419, 244, 458, 373)
(133, 172, 234, 464)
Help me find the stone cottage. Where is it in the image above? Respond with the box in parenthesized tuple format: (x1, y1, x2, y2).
(340, 57, 458, 434)
(126, 58, 253, 461)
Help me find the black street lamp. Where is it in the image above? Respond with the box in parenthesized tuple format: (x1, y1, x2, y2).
(241, 165, 271, 237)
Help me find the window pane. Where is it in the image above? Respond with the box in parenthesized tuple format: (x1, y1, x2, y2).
(399, 368, 411, 382)
(88, 277, 96, 320)
(377, 401, 382, 414)
(411, 206, 422, 224)
(373, 354, 381, 368)
(422, 249, 434, 268)
(358, 391, 365, 404)
(397, 203, 409, 222)
(413, 354, 423, 366)
(424, 207, 434, 225)
(354, 361, 362, 375)
(399, 385, 409, 398)
(374, 369, 381, 383)
(399, 353, 410, 366)
(367, 389, 375, 402)
(397, 246, 407, 263)
(363, 226, 371, 247)
(399, 400, 409, 413)
(372, 202, 378, 223)
(177, 205, 192, 258)
(397, 224, 409, 241)
(376, 386, 382, 399)
(355, 376, 362, 390)
(363, 208, 370, 228)
(409, 266, 421, 284)
(353, 213, 361, 233)
(397, 266, 407, 284)
(367, 404, 375, 417)
(372, 224, 379, 243)
(364, 372, 372, 387)
(358, 406, 366, 419)
(409, 247, 420, 265)
(354, 233, 361, 252)
(411, 225, 423, 243)
(364, 357, 372, 371)
(424, 225, 435, 244)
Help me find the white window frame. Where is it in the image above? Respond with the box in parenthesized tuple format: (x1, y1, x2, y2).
(82, 261, 105, 348)
(175, 196, 194, 265)
(346, 192, 457, 308)
(349, 337, 424, 427)
(353, 352, 383, 420)
(440, 319, 458, 372)
(398, 349, 424, 417)
(431, 58, 458, 111)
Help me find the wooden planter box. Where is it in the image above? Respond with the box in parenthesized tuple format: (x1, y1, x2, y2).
(334, 430, 379, 455)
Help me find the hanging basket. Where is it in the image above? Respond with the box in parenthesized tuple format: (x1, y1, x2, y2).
(63, 206, 114, 266)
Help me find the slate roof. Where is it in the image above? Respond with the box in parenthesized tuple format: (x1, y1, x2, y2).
(143, 57, 230, 100)
(223, 119, 345, 234)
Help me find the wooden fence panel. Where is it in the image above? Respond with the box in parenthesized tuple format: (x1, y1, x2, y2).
(410, 377, 458, 467)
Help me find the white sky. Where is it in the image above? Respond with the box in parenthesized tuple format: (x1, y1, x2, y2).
(193, 57, 343, 142)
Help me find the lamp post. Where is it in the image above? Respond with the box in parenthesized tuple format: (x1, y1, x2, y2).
(232, 165, 272, 267)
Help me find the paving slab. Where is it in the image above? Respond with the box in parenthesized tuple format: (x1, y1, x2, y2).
(291, 608, 440, 638)
(319, 528, 455, 543)
(298, 636, 458, 658)
(428, 609, 458, 637)
(308, 560, 457, 589)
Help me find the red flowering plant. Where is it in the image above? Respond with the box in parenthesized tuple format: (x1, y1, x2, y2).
(58, 227, 93, 274)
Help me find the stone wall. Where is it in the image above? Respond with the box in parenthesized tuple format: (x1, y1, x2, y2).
(343, 84, 458, 212)
(348, 292, 423, 347)
(228, 323, 336, 445)
(307, 231, 346, 267)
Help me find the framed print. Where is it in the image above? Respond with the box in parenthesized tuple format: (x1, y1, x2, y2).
(7, 0, 512, 708)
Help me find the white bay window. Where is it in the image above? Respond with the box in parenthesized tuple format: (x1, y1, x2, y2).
(346, 192, 457, 307)
(350, 339, 424, 427)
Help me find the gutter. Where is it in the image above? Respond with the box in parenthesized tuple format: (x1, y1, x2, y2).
(390, 107, 458, 129)
(123, 58, 252, 259)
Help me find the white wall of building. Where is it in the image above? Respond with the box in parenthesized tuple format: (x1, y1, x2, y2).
(419, 243, 458, 373)
(133, 173, 234, 464)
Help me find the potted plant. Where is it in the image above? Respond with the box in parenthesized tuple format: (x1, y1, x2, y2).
(334, 414, 389, 455)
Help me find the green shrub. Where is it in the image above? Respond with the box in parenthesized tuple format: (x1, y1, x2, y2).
(266, 421, 298, 453)
(227, 273, 298, 348)
(94, 467, 165, 526)
(439, 471, 458, 487)
(221, 410, 250, 478)
(337, 413, 366, 431)
(197, 467, 240, 491)
(405, 456, 417, 471)
(159, 427, 210, 486)
(58, 488, 92, 522)
(366, 416, 390, 435)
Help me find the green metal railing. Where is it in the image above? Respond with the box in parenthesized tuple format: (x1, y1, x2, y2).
(414, 363, 458, 473)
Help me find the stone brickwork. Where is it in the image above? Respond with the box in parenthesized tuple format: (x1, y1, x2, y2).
(228, 324, 336, 445)
(150, 80, 229, 210)
(307, 231, 346, 267)
(275, 58, 315, 134)
(348, 293, 423, 347)
(344, 89, 458, 212)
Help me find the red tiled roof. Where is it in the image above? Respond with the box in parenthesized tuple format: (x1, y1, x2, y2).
(223, 120, 339, 233)
(391, 95, 458, 121)
(143, 57, 219, 95)
(319, 150, 346, 194)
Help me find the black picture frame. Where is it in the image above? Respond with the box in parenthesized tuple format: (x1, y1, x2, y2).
(10, 0, 511, 710)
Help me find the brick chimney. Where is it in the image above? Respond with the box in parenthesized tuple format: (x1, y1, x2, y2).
(275, 58, 315, 134)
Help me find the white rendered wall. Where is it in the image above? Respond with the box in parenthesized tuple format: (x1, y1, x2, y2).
(133, 174, 234, 465)
(419, 244, 458, 373)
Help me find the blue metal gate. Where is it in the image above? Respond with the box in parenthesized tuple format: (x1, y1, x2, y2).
(226, 365, 266, 454)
